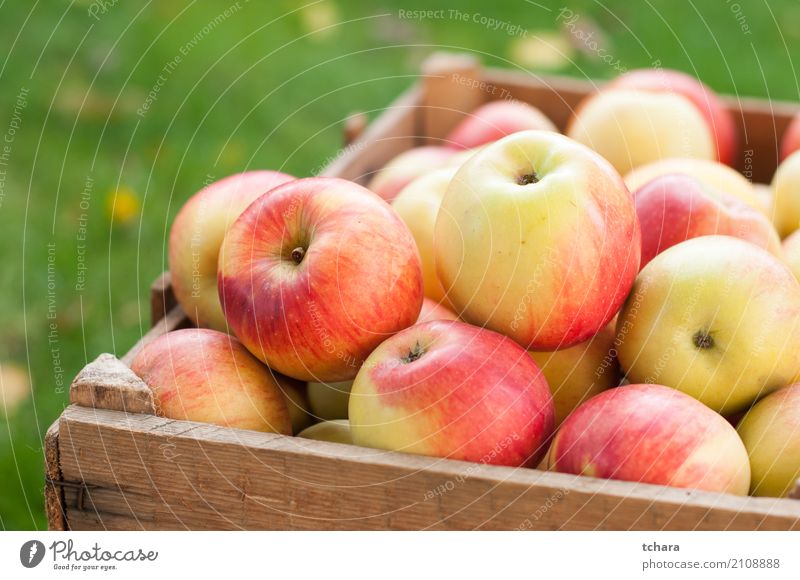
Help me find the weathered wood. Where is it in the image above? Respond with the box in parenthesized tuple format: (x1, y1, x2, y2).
(420, 52, 484, 144)
(150, 271, 176, 325)
(69, 353, 156, 414)
(56, 405, 800, 531)
(343, 112, 368, 146)
(320, 84, 422, 185)
(44, 420, 67, 531)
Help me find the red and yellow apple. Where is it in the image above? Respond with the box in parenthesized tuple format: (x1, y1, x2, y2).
(611, 68, 738, 165)
(737, 383, 800, 497)
(367, 146, 456, 202)
(130, 328, 292, 433)
(297, 419, 353, 444)
(349, 320, 554, 467)
(616, 236, 800, 414)
(566, 89, 716, 175)
(168, 171, 294, 330)
(218, 177, 423, 382)
(529, 322, 620, 425)
(391, 167, 457, 304)
(446, 100, 557, 149)
(435, 130, 640, 350)
(624, 157, 761, 211)
(770, 150, 800, 238)
(634, 173, 781, 267)
(417, 297, 459, 324)
(549, 383, 751, 495)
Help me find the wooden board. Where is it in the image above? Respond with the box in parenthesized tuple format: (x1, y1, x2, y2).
(56, 405, 800, 531)
(47, 52, 800, 530)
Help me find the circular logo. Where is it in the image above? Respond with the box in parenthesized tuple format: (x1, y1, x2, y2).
(19, 540, 45, 568)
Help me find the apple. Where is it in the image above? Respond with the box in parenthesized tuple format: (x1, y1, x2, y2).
(391, 167, 458, 304)
(297, 420, 353, 444)
(737, 384, 800, 497)
(367, 146, 456, 202)
(566, 89, 716, 175)
(434, 130, 640, 350)
(446, 100, 557, 149)
(549, 384, 751, 495)
(616, 236, 800, 415)
(349, 320, 554, 467)
(529, 322, 620, 426)
(218, 177, 424, 382)
(624, 157, 762, 211)
(782, 230, 800, 281)
(168, 171, 294, 330)
(130, 328, 292, 433)
(781, 113, 800, 161)
(634, 173, 781, 267)
(611, 68, 738, 165)
(770, 150, 800, 238)
(279, 380, 314, 434)
(307, 380, 352, 421)
(417, 297, 459, 324)
(754, 183, 774, 215)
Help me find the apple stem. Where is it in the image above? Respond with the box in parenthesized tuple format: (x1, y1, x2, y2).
(401, 341, 424, 364)
(517, 172, 539, 186)
(291, 246, 306, 264)
(692, 330, 715, 349)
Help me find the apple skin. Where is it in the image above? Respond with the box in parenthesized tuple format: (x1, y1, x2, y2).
(168, 171, 294, 330)
(616, 236, 800, 415)
(279, 380, 314, 434)
(634, 173, 782, 267)
(297, 420, 353, 444)
(367, 146, 456, 202)
(130, 328, 292, 434)
(566, 89, 716, 175)
(435, 130, 640, 350)
(624, 157, 762, 211)
(549, 384, 751, 495)
(770, 150, 800, 238)
(782, 230, 800, 281)
(446, 100, 557, 149)
(737, 384, 800, 497)
(349, 320, 554, 467)
(417, 297, 459, 324)
(754, 183, 774, 215)
(780, 113, 800, 161)
(391, 167, 458, 304)
(218, 177, 424, 382)
(611, 68, 738, 166)
(529, 322, 620, 426)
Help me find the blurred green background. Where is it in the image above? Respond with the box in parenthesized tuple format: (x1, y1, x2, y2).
(1, 0, 799, 530)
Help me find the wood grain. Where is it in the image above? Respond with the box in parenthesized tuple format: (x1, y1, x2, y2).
(69, 353, 156, 415)
(56, 405, 800, 531)
(44, 420, 67, 531)
(420, 52, 484, 144)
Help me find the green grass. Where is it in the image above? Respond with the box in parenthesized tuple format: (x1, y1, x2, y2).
(2, 0, 800, 530)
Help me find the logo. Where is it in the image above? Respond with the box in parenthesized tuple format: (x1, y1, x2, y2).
(20, 540, 46, 568)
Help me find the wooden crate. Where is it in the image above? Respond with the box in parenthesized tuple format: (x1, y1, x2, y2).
(45, 53, 800, 531)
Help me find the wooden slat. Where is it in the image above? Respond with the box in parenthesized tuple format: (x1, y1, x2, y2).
(56, 405, 800, 531)
(320, 84, 422, 185)
(69, 353, 156, 414)
(44, 420, 67, 530)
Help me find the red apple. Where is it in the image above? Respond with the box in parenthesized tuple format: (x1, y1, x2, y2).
(417, 297, 458, 324)
(781, 113, 800, 161)
(349, 320, 554, 467)
(218, 177, 424, 382)
(168, 171, 294, 330)
(550, 384, 750, 495)
(366, 146, 456, 202)
(612, 68, 738, 165)
(634, 173, 781, 267)
(446, 100, 557, 149)
(130, 328, 292, 433)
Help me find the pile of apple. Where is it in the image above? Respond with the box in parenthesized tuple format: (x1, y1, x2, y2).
(131, 67, 800, 500)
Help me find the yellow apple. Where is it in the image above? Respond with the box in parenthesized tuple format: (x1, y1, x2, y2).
(567, 89, 716, 175)
(783, 230, 800, 281)
(306, 380, 352, 421)
(737, 384, 800, 497)
(616, 236, 800, 415)
(529, 323, 620, 425)
(771, 150, 800, 238)
(391, 167, 457, 304)
(297, 420, 353, 444)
